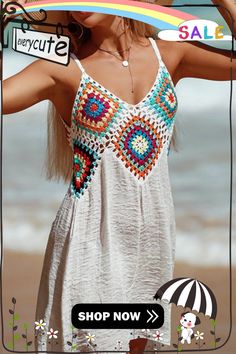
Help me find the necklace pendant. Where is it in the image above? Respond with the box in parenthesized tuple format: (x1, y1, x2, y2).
(122, 60, 129, 67)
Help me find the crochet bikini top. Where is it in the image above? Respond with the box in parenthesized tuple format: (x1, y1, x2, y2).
(59, 37, 178, 188)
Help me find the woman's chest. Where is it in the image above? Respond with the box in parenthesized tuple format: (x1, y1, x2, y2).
(55, 43, 178, 126)
(71, 65, 178, 140)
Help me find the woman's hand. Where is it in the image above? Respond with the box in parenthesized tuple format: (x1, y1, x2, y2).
(211, 0, 236, 38)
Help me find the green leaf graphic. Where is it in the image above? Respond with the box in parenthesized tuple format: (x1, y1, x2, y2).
(8, 320, 13, 328)
(7, 342, 14, 350)
(14, 333, 20, 341)
(23, 322, 29, 330)
(13, 313, 20, 321)
(211, 319, 217, 326)
(72, 343, 78, 350)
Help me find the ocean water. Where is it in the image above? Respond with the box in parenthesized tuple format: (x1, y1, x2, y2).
(1, 42, 236, 266)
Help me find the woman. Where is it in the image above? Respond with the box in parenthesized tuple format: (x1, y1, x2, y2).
(2, 0, 236, 353)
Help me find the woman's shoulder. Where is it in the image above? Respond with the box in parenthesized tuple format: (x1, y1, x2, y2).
(28, 54, 83, 94)
(155, 38, 185, 59)
(153, 39, 185, 80)
(155, 38, 213, 61)
(50, 55, 82, 79)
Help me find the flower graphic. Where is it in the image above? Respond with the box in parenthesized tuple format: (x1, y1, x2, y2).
(115, 340, 123, 349)
(35, 319, 46, 331)
(195, 331, 204, 341)
(85, 333, 96, 342)
(152, 330, 164, 341)
(116, 340, 123, 345)
(141, 328, 151, 338)
(47, 328, 58, 339)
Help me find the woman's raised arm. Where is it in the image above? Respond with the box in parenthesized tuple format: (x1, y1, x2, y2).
(174, 41, 236, 82)
(169, 0, 236, 83)
(2, 59, 56, 114)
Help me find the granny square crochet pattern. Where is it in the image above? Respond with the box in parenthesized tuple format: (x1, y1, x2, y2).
(73, 79, 124, 138)
(66, 39, 178, 199)
(148, 71, 178, 129)
(71, 139, 101, 198)
(111, 114, 165, 180)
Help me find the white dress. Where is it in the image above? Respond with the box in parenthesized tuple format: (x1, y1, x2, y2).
(35, 37, 178, 353)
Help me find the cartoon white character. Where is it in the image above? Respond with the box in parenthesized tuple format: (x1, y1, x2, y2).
(179, 312, 201, 344)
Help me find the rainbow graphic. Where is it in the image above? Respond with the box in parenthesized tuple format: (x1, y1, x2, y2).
(15, 0, 197, 30)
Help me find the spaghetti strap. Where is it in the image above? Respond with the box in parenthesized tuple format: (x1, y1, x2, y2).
(70, 52, 86, 74)
(148, 37, 163, 64)
(58, 114, 74, 148)
(59, 115, 72, 147)
(60, 115, 71, 132)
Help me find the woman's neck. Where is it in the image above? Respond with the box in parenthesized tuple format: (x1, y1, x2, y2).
(89, 17, 132, 54)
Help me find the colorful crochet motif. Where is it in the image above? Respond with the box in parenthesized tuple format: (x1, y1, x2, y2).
(68, 47, 178, 196)
(72, 77, 123, 138)
(70, 139, 101, 198)
(112, 115, 165, 180)
(149, 71, 177, 129)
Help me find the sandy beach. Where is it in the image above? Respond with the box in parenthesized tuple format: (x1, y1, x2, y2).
(0, 250, 235, 353)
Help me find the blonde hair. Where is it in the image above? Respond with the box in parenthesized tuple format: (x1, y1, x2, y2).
(45, 102, 73, 182)
(44, 5, 177, 184)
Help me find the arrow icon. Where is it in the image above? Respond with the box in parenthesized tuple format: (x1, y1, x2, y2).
(146, 309, 159, 323)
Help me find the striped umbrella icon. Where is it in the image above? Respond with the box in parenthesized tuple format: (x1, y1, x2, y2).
(153, 277, 217, 319)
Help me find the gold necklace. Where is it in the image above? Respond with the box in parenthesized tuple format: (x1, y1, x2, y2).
(91, 38, 132, 67)
(91, 38, 135, 93)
